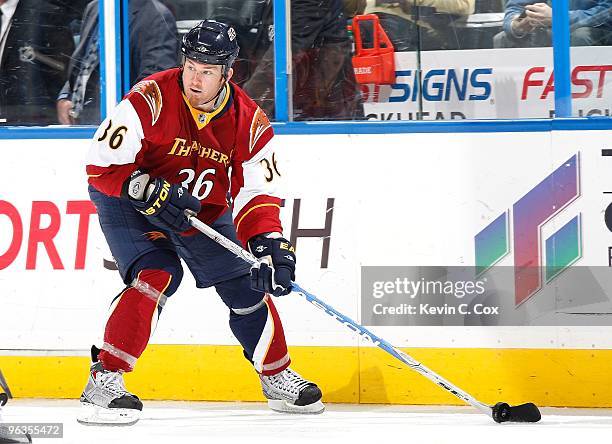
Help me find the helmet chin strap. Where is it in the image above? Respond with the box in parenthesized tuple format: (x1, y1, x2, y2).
(210, 80, 228, 110)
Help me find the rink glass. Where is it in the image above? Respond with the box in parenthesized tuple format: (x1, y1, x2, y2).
(0, 1, 610, 128)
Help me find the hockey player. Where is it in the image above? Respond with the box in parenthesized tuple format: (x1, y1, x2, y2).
(80, 20, 324, 425)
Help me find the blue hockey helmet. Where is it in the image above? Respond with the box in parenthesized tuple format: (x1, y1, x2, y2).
(181, 20, 240, 77)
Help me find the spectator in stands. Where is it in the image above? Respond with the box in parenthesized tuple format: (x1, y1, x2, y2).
(366, 0, 474, 16)
(494, 1, 612, 48)
(0, 0, 75, 125)
(364, 0, 475, 51)
(57, 0, 179, 125)
(343, 0, 367, 17)
(242, 0, 363, 120)
(52, 0, 91, 24)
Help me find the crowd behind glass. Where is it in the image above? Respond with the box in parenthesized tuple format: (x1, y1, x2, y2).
(0, 0, 610, 125)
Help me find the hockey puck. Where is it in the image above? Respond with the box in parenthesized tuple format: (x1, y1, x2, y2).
(492, 402, 511, 423)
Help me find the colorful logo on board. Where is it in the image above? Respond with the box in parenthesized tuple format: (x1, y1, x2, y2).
(474, 154, 582, 306)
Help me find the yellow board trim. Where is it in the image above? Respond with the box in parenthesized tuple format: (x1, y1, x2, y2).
(1, 346, 611, 407)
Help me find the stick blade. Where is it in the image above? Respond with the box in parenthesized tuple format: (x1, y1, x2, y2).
(492, 402, 541, 423)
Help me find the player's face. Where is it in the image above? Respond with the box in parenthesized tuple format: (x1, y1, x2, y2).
(182, 59, 233, 111)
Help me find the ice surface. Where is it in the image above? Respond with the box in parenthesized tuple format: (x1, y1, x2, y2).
(2, 399, 611, 444)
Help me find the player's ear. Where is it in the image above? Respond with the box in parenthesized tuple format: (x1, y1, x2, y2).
(225, 67, 234, 83)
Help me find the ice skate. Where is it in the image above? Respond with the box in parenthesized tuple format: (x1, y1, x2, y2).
(259, 368, 324, 414)
(77, 347, 142, 426)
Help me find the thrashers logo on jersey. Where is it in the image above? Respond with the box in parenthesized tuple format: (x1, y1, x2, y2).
(249, 107, 271, 153)
(167, 138, 231, 167)
(131, 80, 163, 126)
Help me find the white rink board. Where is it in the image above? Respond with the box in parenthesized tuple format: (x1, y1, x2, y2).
(1, 132, 611, 351)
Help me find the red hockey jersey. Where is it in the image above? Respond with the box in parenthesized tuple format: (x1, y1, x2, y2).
(86, 68, 283, 246)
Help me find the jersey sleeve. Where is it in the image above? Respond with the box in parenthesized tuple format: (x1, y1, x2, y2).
(231, 107, 284, 246)
(85, 92, 149, 197)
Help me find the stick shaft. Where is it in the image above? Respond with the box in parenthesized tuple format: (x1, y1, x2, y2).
(291, 282, 491, 416)
(187, 215, 492, 417)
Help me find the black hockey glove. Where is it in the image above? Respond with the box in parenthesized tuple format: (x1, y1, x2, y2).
(248, 234, 296, 296)
(124, 170, 201, 232)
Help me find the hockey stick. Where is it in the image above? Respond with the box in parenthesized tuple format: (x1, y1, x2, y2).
(185, 213, 541, 423)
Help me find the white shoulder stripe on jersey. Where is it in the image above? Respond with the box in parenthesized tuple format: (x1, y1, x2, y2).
(85, 100, 145, 168)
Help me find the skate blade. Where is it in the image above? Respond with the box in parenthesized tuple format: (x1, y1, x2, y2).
(267, 399, 325, 414)
(77, 402, 140, 426)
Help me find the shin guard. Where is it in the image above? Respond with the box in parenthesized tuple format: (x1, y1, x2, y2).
(99, 269, 172, 372)
(252, 295, 291, 376)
